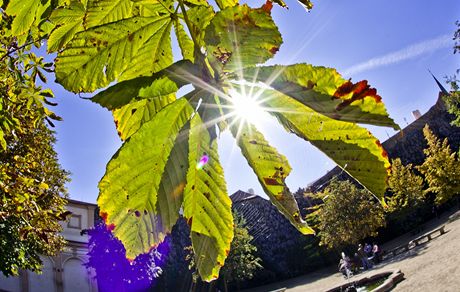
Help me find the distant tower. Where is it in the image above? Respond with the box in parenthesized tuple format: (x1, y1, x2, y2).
(429, 70, 449, 95)
(412, 110, 422, 120)
(248, 188, 255, 194)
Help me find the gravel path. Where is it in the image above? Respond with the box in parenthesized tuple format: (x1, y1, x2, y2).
(246, 210, 460, 292)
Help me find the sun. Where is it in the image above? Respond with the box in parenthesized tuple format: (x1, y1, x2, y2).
(228, 87, 267, 127)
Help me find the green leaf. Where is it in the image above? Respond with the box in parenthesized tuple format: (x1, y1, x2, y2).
(49, 1, 85, 25)
(260, 88, 390, 198)
(55, 15, 173, 92)
(136, 0, 173, 17)
(184, 115, 233, 281)
(113, 96, 175, 140)
(98, 98, 194, 259)
(230, 122, 314, 235)
(48, 2, 86, 52)
(85, 0, 133, 29)
(48, 23, 82, 52)
(5, 0, 42, 37)
(0, 130, 5, 150)
(204, 4, 282, 71)
(215, 0, 238, 10)
(187, 5, 215, 47)
(155, 125, 190, 234)
(297, 0, 313, 12)
(184, 0, 209, 6)
(272, 0, 288, 9)
(174, 19, 194, 62)
(242, 64, 399, 130)
(92, 60, 198, 110)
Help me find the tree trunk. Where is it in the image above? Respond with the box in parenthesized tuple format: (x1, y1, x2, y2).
(223, 275, 228, 292)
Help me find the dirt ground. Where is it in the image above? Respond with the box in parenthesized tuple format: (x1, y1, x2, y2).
(246, 209, 460, 292)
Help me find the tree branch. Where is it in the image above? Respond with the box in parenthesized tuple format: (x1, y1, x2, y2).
(0, 37, 45, 62)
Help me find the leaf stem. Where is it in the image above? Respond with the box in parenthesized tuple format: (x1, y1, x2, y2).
(158, 0, 175, 15)
(177, 0, 214, 82)
(0, 37, 45, 62)
(177, 0, 199, 49)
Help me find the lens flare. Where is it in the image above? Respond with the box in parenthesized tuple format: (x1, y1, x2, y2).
(229, 88, 266, 126)
(196, 154, 209, 170)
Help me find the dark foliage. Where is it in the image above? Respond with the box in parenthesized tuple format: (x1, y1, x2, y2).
(230, 191, 335, 288)
(153, 217, 193, 292)
(86, 222, 166, 292)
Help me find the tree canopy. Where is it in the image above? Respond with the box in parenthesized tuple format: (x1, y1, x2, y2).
(387, 158, 424, 211)
(314, 179, 386, 249)
(220, 212, 261, 287)
(442, 20, 460, 126)
(417, 125, 460, 205)
(0, 8, 70, 276)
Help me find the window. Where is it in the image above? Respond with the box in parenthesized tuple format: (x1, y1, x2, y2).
(67, 214, 82, 229)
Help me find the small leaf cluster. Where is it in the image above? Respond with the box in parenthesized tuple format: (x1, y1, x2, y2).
(220, 212, 262, 284)
(442, 20, 460, 126)
(443, 78, 460, 127)
(0, 14, 60, 150)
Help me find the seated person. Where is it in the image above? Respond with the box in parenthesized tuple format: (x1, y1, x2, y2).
(364, 243, 372, 257)
(351, 253, 361, 273)
(372, 242, 381, 264)
(338, 256, 352, 278)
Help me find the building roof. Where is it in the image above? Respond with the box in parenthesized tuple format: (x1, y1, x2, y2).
(230, 190, 263, 203)
(67, 198, 97, 207)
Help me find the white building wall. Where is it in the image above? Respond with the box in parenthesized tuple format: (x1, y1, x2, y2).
(28, 257, 55, 292)
(63, 258, 91, 292)
(0, 273, 21, 291)
(0, 200, 98, 292)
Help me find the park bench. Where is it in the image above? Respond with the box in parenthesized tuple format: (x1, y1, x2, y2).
(381, 225, 446, 261)
(408, 225, 446, 247)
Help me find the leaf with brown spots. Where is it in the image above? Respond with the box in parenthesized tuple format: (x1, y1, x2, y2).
(183, 115, 233, 281)
(261, 0, 273, 13)
(243, 64, 399, 130)
(47, 2, 85, 52)
(112, 96, 175, 140)
(334, 80, 382, 111)
(254, 87, 391, 198)
(230, 121, 314, 235)
(204, 4, 282, 71)
(98, 98, 194, 259)
(56, 15, 174, 92)
(85, 0, 134, 29)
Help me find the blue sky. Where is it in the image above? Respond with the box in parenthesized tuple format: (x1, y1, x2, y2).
(50, 0, 460, 203)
